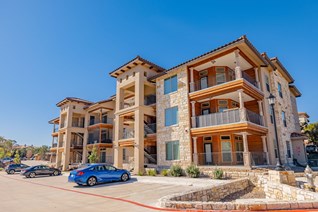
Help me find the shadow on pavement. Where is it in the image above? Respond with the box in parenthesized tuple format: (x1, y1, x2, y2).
(73, 177, 138, 188)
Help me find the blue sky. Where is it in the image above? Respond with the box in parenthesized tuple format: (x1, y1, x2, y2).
(0, 0, 317, 146)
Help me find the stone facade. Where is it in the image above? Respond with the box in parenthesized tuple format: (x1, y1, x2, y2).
(156, 67, 192, 167)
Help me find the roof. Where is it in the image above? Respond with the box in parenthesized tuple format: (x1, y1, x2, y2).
(261, 52, 276, 70)
(48, 117, 59, 124)
(149, 35, 268, 81)
(56, 97, 93, 107)
(270, 57, 294, 83)
(298, 112, 310, 118)
(289, 85, 302, 97)
(109, 56, 166, 78)
(83, 97, 114, 110)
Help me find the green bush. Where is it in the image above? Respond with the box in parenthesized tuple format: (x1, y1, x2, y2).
(161, 169, 169, 176)
(185, 164, 200, 178)
(213, 168, 223, 179)
(0, 168, 3, 171)
(147, 169, 156, 176)
(138, 171, 144, 176)
(170, 164, 183, 177)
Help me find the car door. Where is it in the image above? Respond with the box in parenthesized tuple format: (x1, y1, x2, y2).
(105, 165, 117, 181)
(94, 165, 110, 183)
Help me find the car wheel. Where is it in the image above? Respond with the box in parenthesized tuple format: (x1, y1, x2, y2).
(121, 173, 129, 182)
(53, 171, 59, 176)
(87, 177, 97, 186)
(29, 172, 36, 178)
(9, 170, 15, 174)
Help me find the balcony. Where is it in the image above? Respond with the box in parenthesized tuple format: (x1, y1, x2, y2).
(120, 101, 135, 110)
(144, 123, 157, 134)
(89, 117, 113, 126)
(122, 129, 134, 140)
(144, 94, 156, 105)
(192, 108, 264, 128)
(58, 141, 64, 148)
(87, 138, 112, 145)
(190, 72, 258, 93)
(193, 151, 267, 166)
(53, 126, 59, 133)
(51, 143, 57, 148)
(72, 122, 85, 128)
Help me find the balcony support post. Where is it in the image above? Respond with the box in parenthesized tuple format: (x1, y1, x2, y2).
(191, 101, 196, 127)
(134, 109, 145, 174)
(189, 67, 195, 92)
(234, 50, 242, 79)
(262, 135, 270, 165)
(257, 100, 264, 126)
(238, 89, 246, 121)
(254, 67, 261, 88)
(192, 137, 198, 165)
(242, 132, 251, 168)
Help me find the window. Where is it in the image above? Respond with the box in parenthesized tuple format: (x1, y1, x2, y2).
(282, 111, 287, 127)
(216, 67, 226, 84)
(286, 141, 291, 158)
(269, 108, 274, 124)
(218, 100, 228, 112)
(123, 148, 126, 161)
(265, 75, 270, 92)
(126, 75, 129, 80)
(278, 82, 283, 98)
(144, 72, 147, 77)
(164, 75, 177, 94)
(165, 106, 178, 126)
(166, 141, 179, 160)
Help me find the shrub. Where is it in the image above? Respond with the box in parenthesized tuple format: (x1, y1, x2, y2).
(147, 169, 156, 176)
(185, 164, 200, 178)
(138, 171, 144, 176)
(0, 168, 3, 171)
(213, 168, 223, 179)
(161, 169, 169, 176)
(170, 164, 183, 177)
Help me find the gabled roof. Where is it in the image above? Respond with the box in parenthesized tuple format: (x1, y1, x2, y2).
(149, 35, 268, 81)
(56, 97, 93, 107)
(298, 112, 310, 118)
(270, 57, 294, 83)
(48, 117, 59, 124)
(109, 56, 165, 78)
(83, 96, 115, 110)
(289, 85, 301, 97)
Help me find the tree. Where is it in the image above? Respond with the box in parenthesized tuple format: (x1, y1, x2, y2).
(35, 145, 49, 160)
(88, 145, 98, 163)
(0, 138, 16, 157)
(303, 122, 318, 144)
(0, 147, 5, 159)
(13, 150, 21, 164)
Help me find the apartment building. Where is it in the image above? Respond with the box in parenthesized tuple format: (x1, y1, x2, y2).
(49, 35, 306, 172)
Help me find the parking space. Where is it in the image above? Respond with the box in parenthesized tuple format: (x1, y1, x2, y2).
(0, 172, 197, 211)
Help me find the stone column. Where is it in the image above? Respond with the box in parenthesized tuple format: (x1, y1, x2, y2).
(254, 67, 261, 89)
(56, 132, 61, 167)
(113, 116, 123, 168)
(192, 137, 198, 165)
(62, 129, 72, 171)
(134, 109, 145, 174)
(82, 129, 88, 164)
(238, 89, 246, 121)
(191, 101, 196, 128)
(257, 100, 264, 126)
(189, 67, 195, 92)
(261, 136, 270, 165)
(234, 50, 242, 79)
(242, 132, 251, 168)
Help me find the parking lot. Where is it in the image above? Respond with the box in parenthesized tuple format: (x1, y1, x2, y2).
(2, 163, 232, 212)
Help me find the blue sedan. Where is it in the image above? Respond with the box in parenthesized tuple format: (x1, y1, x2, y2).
(68, 164, 130, 186)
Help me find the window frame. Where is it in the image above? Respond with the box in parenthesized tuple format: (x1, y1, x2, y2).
(265, 75, 270, 92)
(278, 82, 283, 98)
(282, 111, 287, 127)
(164, 75, 178, 95)
(166, 140, 180, 161)
(165, 106, 178, 126)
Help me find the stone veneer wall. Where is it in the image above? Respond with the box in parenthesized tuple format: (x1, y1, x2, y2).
(156, 67, 192, 167)
(159, 172, 318, 210)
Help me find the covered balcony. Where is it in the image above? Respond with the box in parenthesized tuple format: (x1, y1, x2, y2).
(192, 133, 269, 168)
(87, 128, 112, 145)
(71, 114, 85, 128)
(71, 133, 84, 148)
(188, 49, 263, 100)
(190, 88, 267, 136)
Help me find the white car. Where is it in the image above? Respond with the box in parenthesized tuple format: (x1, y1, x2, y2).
(1, 157, 13, 164)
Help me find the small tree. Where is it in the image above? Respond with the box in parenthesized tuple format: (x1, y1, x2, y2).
(304, 123, 318, 144)
(88, 145, 98, 163)
(14, 150, 21, 164)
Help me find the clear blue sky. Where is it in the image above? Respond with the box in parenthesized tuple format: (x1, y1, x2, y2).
(0, 1, 317, 146)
